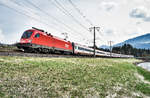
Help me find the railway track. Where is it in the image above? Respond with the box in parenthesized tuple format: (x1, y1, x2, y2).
(0, 51, 71, 58)
(0, 51, 94, 58)
(0, 49, 132, 58)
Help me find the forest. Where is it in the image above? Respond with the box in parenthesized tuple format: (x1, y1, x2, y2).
(100, 44, 150, 57)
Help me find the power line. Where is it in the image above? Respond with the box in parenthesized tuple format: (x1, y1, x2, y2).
(24, 0, 73, 32)
(7, 1, 51, 24)
(25, 0, 65, 26)
(0, 3, 58, 31)
(97, 30, 106, 44)
(24, 0, 86, 39)
(22, 0, 85, 40)
(67, 0, 107, 45)
(0, 1, 81, 42)
(89, 25, 106, 45)
(10, 0, 69, 32)
(0, 0, 95, 45)
(0, 1, 87, 43)
(1, 0, 86, 43)
(47, 0, 91, 38)
(68, 0, 94, 26)
(52, 0, 90, 32)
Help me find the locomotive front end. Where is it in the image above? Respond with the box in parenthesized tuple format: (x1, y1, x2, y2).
(17, 30, 34, 51)
(20, 30, 34, 43)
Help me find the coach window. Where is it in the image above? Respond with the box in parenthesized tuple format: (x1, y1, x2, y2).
(75, 46, 77, 49)
(35, 33, 40, 38)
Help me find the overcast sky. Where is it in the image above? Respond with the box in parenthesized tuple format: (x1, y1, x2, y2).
(0, 0, 150, 46)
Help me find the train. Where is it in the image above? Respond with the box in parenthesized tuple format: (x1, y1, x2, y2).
(17, 27, 134, 58)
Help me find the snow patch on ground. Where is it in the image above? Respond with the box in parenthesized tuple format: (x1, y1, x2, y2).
(138, 62, 150, 71)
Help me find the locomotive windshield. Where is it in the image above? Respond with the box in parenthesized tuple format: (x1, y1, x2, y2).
(21, 31, 33, 38)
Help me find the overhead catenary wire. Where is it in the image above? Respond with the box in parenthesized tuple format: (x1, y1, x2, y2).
(0, 1, 82, 42)
(24, 0, 86, 39)
(10, 0, 72, 33)
(97, 30, 106, 44)
(67, 0, 106, 45)
(68, 0, 94, 26)
(0, 1, 86, 43)
(47, 0, 91, 38)
(66, 0, 106, 43)
(1, 0, 104, 46)
(89, 26, 106, 45)
(25, 0, 70, 30)
(51, 0, 90, 32)
(10, 0, 93, 42)
(89, 27, 106, 46)
(18, 0, 85, 41)
(0, 3, 61, 32)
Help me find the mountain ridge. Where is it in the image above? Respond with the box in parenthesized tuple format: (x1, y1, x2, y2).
(100, 33, 150, 49)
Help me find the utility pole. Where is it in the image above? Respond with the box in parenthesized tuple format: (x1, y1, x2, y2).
(108, 41, 113, 57)
(89, 27, 100, 57)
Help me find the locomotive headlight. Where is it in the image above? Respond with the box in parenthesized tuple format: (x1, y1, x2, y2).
(21, 40, 25, 43)
(28, 40, 32, 43)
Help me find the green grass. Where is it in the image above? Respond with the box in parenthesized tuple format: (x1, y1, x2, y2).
(0, 46, 17, 52)
(135, 66, 150, 96)
(135, 83, 150, 95)
(136, 66, 150, 81)
(0, 56, 150, 97)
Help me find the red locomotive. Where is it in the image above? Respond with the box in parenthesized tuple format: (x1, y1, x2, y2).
(17, 27, 73, 54)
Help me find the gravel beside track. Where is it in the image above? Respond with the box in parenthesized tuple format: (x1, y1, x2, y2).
(0, 51, 90, 58)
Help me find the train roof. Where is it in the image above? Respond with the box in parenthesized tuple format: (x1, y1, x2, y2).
(74, 43, 91, 48)
(28, 28, 71, 43)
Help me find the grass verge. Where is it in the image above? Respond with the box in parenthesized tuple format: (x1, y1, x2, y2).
(0, 56, 149, 97)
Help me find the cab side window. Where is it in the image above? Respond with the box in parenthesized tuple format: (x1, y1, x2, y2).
(35, 33, 40, 38)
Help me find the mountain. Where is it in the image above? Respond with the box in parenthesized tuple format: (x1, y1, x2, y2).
(100, 33, 150, 49)
(0, 42, 4, 46)
(116, 33, 150, 49)
(100, 45, 109, 49)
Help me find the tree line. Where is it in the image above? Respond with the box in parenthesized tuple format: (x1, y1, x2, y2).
(100, 44, 150, 57)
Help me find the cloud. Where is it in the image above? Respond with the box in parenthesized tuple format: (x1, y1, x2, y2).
(101, 28, 118, 42)
(105, 29, 114, 34)
(129, 6, 150, 22)
(99, 2, 118, 11)
(130, 7, 147, 18)
(0, 0, 41, 19)
(144, 16, 150, 22)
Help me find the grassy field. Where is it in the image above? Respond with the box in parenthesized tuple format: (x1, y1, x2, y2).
(0, 56, 150, 98)
(0, 46, 18, 52)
